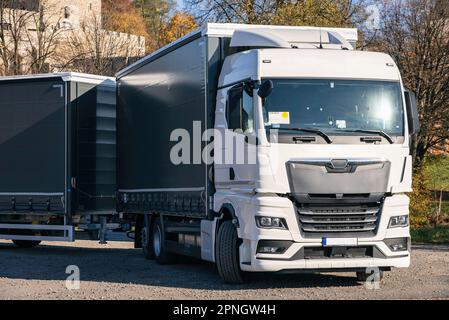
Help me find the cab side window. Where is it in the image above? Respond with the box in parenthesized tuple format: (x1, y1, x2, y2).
(226, 83, 254, 133)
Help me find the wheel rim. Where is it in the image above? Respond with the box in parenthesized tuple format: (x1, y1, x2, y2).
(153, 224, 162, 257)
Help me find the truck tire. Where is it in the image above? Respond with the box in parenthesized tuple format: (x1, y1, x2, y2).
(216, 220, 244, 284)
(356, 270, 384, 282)
(152, 216, 176, 265)
(142, 215, 155, 260)
(12, 240, 41, 248)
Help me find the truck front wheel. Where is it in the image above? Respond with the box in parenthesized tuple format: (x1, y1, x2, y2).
(152, 216, 176, 265)
(216, 220, 244, 284)
(12, 240, 41, 248)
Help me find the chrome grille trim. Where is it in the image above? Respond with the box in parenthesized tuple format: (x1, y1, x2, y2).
(297, 204, 381, 234)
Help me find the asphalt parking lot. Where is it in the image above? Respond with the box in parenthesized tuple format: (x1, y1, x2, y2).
(0, 239, 448, 300)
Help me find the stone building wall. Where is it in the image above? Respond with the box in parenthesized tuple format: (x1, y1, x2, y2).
(0, 0, 145, 76)
(42, 0, 102, 28)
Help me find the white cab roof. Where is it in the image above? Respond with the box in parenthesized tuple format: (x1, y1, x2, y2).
(259, 49, 399, 80)
(219, 49, 400, 87)
(203, 23, 357, 47)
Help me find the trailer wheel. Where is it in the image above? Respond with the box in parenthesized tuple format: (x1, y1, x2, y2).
(216, 220, 244, 284)
(142, 215, 154, 260)
(12, 240, 41, 248)
(356, 269, 384, 282)
(152, 216, 176, 264)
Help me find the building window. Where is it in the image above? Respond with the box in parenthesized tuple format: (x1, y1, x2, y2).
(1, 23, 12, 31)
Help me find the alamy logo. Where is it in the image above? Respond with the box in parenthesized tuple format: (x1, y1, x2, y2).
(65, 265, 80, 290)
(365, 267, 381, 290)
(169, 121, 279, 170)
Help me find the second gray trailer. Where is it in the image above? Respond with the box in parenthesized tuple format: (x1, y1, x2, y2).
(0, 72, 120, 245)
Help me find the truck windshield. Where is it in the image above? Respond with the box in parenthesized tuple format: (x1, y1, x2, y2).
(262, 79, 404, 136)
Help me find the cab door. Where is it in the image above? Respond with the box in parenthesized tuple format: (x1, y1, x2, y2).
(214, 83, 257, 190)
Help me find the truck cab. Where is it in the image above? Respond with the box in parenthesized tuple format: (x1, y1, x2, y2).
(209, 26, 419, 282)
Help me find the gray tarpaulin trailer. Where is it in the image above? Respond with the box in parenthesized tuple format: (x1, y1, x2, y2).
(116, 25, 234, 218)
(0, 73, 118, 246)
(115, 24, 244, 257)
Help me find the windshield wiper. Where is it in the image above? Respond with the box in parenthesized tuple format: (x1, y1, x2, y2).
(276, 127, 333, 144)
(337, 129, 394, 144)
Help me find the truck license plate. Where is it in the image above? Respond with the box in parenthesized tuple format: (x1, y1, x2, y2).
(322, 237, 358, 246)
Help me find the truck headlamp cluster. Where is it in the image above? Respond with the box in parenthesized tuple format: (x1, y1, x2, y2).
(388, 215, 409, 228)
(255, 216, 288, 230)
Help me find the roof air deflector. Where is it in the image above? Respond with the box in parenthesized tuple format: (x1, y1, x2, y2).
(230, 29, 291, 48)
(229, 28, 354, 49)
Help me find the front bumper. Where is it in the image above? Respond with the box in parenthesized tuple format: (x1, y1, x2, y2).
(240, 240, 410, 272)
(240, 196, 410, 272)
(244, 256, 410, 273)
(236, 194, 411, 273)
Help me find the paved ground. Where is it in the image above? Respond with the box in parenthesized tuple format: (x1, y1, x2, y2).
(0, 238, 448, 300)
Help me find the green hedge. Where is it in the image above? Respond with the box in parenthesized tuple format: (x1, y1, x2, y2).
(423, 155, 449, 192)
(411, 226, 449, 244)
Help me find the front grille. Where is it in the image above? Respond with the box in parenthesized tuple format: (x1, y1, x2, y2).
(296, 203, 381, 235)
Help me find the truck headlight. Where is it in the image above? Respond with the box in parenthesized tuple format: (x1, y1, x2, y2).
(255, 216, 288, 230)
(388, 215, 408, 228)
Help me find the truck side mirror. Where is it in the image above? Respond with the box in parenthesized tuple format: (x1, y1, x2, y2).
(258, 80, 273, 98)
(404, 90, 420, 135)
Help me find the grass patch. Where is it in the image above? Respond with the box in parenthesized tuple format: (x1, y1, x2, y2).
(423, 155, 449, 191)
(410, 155, 449, 228)
(442, 201, 449, 213)
(411, 225, 449, 244)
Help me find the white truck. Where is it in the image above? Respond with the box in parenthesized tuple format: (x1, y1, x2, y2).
(116, 23, 420, 283)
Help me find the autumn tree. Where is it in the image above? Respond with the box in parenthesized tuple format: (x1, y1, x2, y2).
(272, 0, 368, 27)
(102, 0, 148, 38)
(159, 12, 197, 47)
(0, 0, 34, 75)
(185, 0, 274, 23)
(25, 0, 64, 74)
(372, 0, 449, 165)
(63, 11, 145, 76)
(133, 0, 175, 51)
(185, 0, 369, 27)
(0, 0, 63, 75)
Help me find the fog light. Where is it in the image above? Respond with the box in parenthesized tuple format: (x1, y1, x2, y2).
(257, 240, 292, 254)
(255, 216, 288, 229)
(258, 246, 282, 254)
(388, 215, 408, 228)
(384, 237, 409, 252)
